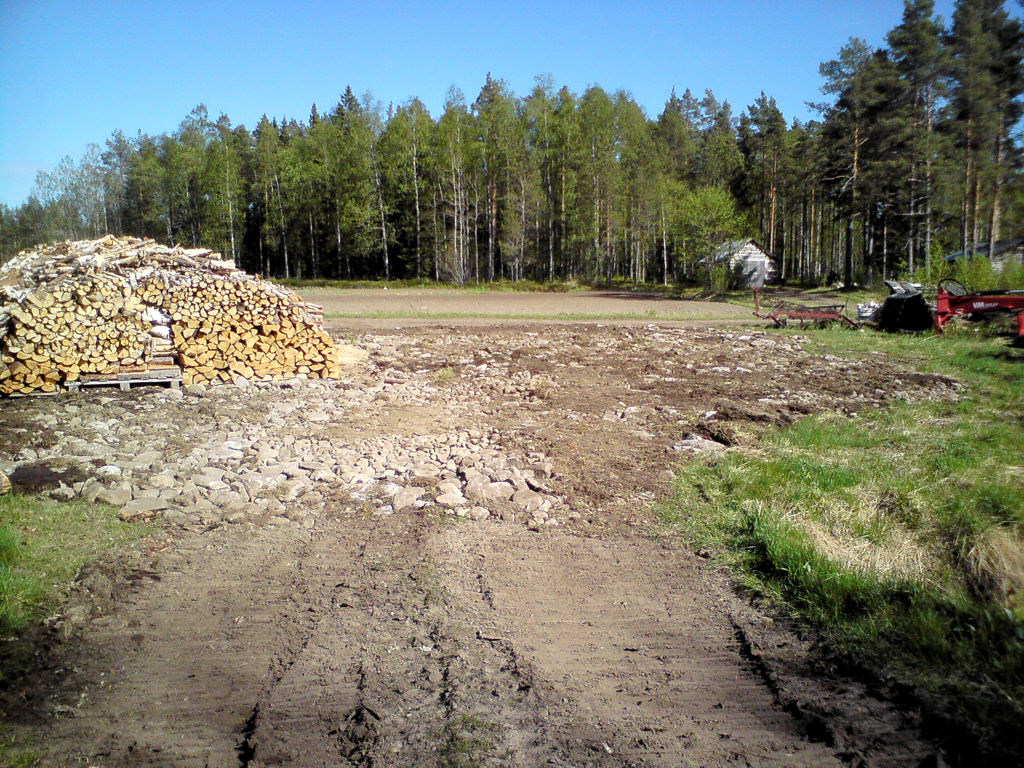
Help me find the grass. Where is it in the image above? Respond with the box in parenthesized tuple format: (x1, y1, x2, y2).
(0, 725, 39, 768)
(439, 713, 497, 768)
(0, 493, 146, 635)
(433, 366, 458, 385)
(659, 326, 1024, 758)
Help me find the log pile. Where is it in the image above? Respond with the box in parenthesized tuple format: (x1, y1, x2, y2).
(0, 235, 342, 395)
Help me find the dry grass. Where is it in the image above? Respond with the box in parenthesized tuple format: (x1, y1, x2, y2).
(802, 509, 942, 586)
(963, 527, 1024, 612)
(660, 328, 1024, 759)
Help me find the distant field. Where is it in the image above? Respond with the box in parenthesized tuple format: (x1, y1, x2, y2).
(303, 288, 753, 329)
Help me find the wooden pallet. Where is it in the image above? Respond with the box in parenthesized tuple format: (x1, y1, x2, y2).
(66, 366, 183, 392)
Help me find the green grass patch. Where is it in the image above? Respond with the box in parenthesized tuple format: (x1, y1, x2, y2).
(0, 725, 40, 768)
(660, 328, 1024, 756)
(0, 493, 146, 635)
(439, 713, 498, 768)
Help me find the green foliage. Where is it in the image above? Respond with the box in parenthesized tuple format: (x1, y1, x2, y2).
(705, 262, 734, 294)
(0, 494, 147, 634)
(908, 254, 1024, 291)
(0, 725, 40, 768)
(672, 186, 748, 284)
(661, 328, 1024, 753)
(440, 713, 497, 768)
(0, 524, 44, 634)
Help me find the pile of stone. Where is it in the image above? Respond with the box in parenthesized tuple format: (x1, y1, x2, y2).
(0, 235, 341, 395)
(0, 377, 569, 531)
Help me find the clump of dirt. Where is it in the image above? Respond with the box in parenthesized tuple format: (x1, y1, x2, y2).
(8, 459, 91, 491)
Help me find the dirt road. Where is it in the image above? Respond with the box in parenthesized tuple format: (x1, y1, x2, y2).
(1, 314, 956, 767)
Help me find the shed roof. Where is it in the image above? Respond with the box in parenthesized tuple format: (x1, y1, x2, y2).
(711, 239, 774, 263)
(945, 238, 1024, 262)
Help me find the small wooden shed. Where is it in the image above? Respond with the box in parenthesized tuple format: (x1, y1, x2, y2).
(711, 239, 778, 288)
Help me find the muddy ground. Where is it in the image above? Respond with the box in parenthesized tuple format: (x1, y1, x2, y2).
(0, 300, 965, 768)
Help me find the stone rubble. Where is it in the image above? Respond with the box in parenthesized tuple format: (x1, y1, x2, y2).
(0, 362, 569, 531)
(0, 323, 959, 533)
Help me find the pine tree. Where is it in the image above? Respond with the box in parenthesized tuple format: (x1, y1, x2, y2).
(888, 0, 948, 271)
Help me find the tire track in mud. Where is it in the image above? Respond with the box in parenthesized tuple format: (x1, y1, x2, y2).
(249, 511, 583, 768)
(22, 506, 940, 768)
(25, 525, 328, 768)
(435, 524, 843, 768)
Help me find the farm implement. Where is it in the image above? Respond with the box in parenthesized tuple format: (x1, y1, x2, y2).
(753, 289, 859, 329)
(935, 279, 1024, 344)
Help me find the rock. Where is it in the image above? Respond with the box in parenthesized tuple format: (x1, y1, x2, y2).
(96, 485, 132, 507)
(96, 464, 122, 479)
(81, 477, 104, 503)
(195, 467, 225, 483)
(211, 490, 247, 514)
(162, 509, 189, 525)
(437, 479, 462, 495)
(129, 450, 163, 471)
(64, 604, 90, 629)
(531, 461, 554, 479)
(673, 435, 726, 454)
(468, 507, 490, 521)
(194, 476, 230, 492)
(435, 492, 468, 509)
(512, 488, 545, 514)
(283, 507, 308, 522)
(509, 472, 530, 492)
(185, 383, 208, 397)
(118, 496, 171, 521)
(380, 481, 404, 497)
(411, 463, 441, 479)
(299, 490, 324, 506)
(312, 468, 337, 483)
(47, 484, 76, 502)
(209, 444, 243, 461)
(464, 476, 515, 502)
(146, 473, 176, 490)
(392, 487, 426, 512)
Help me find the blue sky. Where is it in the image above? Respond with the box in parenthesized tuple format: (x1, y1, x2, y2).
(0, 0, 956, 207)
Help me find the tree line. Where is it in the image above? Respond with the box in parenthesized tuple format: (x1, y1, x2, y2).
(2, 0, 1021, 288)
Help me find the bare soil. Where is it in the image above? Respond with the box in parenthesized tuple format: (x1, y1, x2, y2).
(0, 297, 962, 768)
(307, 288, 751, 327)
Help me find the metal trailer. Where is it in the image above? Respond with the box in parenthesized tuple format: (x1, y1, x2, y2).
(753, 289, 859, 329)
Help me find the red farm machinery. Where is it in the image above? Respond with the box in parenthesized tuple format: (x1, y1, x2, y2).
(935, 279, 1024, 345)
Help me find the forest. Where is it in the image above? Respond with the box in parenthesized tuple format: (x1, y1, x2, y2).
(1, 0, 1022, 288)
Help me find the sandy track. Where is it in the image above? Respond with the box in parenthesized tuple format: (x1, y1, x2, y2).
(437, 526, 841, 767)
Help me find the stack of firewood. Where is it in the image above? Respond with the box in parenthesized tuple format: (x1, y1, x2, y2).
(0, 235, 342, 395)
